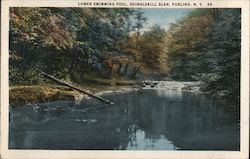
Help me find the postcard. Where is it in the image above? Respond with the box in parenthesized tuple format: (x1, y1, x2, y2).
(1, 0, 249, 158)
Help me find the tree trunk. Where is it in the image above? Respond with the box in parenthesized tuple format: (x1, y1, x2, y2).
(131, 65, 140, 79)
(69, 51, 77, 73)
(73, 59, 80, 72)
(124, 63, 129, 75)
(36, 69, 114, 105)
(108, 66, 113, 77)
(116, 63, 122, 74)
(79, 61, 85, 78)
(136, 28, 140, 49)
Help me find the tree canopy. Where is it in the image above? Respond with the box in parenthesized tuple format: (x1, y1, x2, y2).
(165, 8, 241, 102)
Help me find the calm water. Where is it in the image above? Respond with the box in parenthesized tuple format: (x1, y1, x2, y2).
(9, 88, 240, 150)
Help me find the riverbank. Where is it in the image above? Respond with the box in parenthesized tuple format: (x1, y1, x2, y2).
(9, 80, 204, 107)
(9, 79, 140, 107)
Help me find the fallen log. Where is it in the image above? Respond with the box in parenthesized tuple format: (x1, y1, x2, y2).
(36, 69, 114, 105)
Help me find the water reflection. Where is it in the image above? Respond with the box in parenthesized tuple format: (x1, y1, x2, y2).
(127, 128, 176, 150)
(9, 89, 239, 150)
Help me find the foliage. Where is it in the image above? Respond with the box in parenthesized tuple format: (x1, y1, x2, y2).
(139, 25, 167, 72)
(166, 9, 241, 102)
(9, 7, 138, 83)
(165, 9, 213, 80)
(9, 66, 44, 85)
(10, 8, 74, 50)
(9, 8, 241, 103)
(197, 9, 241, 102)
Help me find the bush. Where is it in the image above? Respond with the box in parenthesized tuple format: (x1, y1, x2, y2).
(9, 66, 45, 85)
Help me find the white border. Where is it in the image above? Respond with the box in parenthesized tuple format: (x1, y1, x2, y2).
(1, 0, 249, 159)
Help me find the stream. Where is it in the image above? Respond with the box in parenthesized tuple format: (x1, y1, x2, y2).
(9, 81, 240, 150)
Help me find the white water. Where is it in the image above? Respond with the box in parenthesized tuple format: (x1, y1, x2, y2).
(75, 81, 201, 104)
(142, 81, 201, 92)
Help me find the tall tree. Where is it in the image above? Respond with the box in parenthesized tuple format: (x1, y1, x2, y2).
(165, 9, 213, 80)
(165, 8, 241, 102)
(197, 9, 241, 102)
(132, 10, 147, 49)
(140, 25, 167, 71)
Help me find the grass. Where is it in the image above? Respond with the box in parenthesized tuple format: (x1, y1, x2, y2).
(9, 77, 140, 107)
(9, 85, 77, 107)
